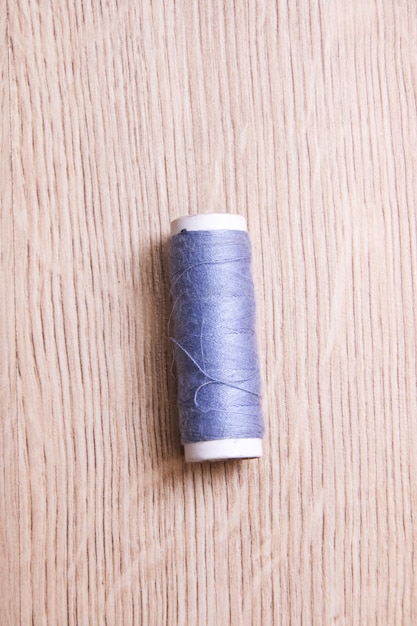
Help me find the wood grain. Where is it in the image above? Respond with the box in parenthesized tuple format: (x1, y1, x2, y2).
(1, 1, 417, 624)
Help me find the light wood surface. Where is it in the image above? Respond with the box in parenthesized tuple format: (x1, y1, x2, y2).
(2, 1, 417, 624)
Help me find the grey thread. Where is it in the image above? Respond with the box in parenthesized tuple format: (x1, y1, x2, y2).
(168, 229, 264, 444)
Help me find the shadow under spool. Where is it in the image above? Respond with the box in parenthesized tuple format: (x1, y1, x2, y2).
(169, 213, 263, 462)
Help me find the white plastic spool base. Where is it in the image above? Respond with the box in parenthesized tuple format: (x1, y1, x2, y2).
(170, 213, 263, 463)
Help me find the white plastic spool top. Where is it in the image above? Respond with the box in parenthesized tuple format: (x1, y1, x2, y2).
(170, 213, 263, 463)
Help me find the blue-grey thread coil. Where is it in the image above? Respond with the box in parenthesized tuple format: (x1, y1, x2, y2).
(168, 229, 264, 444)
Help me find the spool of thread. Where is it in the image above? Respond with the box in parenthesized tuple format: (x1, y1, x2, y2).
(168, 213, 264, 462)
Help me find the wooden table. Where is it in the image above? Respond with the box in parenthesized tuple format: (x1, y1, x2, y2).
(1, 2, 416, 624)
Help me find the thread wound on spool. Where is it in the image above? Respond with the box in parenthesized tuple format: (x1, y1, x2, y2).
(168, 228, 264, 448)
